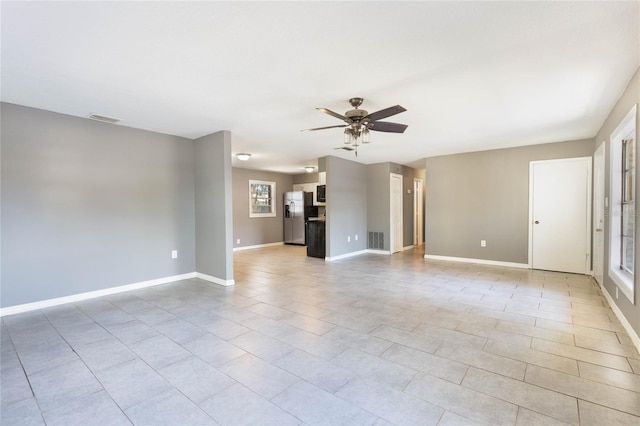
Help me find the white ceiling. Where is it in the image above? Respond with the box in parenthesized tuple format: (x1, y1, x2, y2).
(2, 1, 639, 174)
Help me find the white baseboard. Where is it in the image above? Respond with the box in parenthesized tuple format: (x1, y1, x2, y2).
(325, 248, 402, 261)
(233, 241, 284, 252)
(0, 272, 197, 317)
(367, 249, 391, 255)
(325, 249, 369, 262)
(424, 254, 530, 269)
(403, 245, 415, 251)
(195, 272, 235, 287)
(601, 285, 640, 355)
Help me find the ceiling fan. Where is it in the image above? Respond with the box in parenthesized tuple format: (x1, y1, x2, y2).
(302, 97, 408, 156)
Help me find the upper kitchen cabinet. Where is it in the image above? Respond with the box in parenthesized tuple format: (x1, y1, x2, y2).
(293, 172, 325, 206)
(292, 182, 318, 205)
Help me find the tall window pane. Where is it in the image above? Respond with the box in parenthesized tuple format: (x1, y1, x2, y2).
(621, 137, 635, 273)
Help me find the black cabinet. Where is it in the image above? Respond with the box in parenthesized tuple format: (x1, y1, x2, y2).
(306, 220, 326, 258)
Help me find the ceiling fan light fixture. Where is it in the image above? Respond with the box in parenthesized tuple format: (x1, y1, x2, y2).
(236, 153, 251, 161)
(362, 127, 370, 144)
(303, 98, 406, 156)
(304, 166, 315, 173)
(344, 129, 352, 144)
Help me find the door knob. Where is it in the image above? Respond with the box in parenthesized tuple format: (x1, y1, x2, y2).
(534, 221, 540, 224)
(596, 228, 603, 232)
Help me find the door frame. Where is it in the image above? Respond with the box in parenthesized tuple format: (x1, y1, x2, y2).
(593, 142, 606, 285)
(528, 157, 592, 273)
(390, 173, 403, 254)
(413, 178, 424, 246)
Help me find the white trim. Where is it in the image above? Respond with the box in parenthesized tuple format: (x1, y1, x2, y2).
(593, 141, 606, 286)
(195, 272, 235, 287)
(325, 249, 369, 262)
(233, 241, 284, 252)
(390, 173, 403, 254)
(0, 272, 197, 317)
(249, 180, 277, 218)
(608, 104, 637, 305)
(601, 284, 640, 355)
(367, 249, 391, 255)
(413, 178, 424, 247)
(403, 245, 415, 251)
(424, 254, 530, 269)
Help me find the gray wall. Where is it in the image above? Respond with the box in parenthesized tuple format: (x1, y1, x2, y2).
(326, 156, 367, 258)
(1, 103, 196, 307)
(367, 162, 425, 251)
(318, 157, 326, 173)
(425, 139, 594, 264)
(292, 172, 319, 184)
(194, 131, 234, 282)
(232, 168, 293, 248)
(595, 67, 640, 337)
(367, 163, 391, 249)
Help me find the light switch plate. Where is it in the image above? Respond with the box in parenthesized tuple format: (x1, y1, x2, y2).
(171, 250, 178, 259)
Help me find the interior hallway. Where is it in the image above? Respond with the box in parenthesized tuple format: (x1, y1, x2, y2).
(2, 246, 639, 425)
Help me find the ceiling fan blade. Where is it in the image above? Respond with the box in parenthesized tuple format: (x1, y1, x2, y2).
(365, 105, 406, 122)
(301, 124, 348, 132)
(334, 146, 354, 151)
(368, 121, 408, 133)
(317, 108, 351, 122)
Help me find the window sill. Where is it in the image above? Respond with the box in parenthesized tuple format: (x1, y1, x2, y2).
(608, 267, 635, 304)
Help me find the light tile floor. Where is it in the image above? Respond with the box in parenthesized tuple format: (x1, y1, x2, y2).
(2, 246, 639, 425)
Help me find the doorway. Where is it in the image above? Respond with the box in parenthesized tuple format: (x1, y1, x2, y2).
(529, 157, 592, 274)
(593, 143, 605, 285)
(390, 173, 403, 254)
(413, 178, 423, 247)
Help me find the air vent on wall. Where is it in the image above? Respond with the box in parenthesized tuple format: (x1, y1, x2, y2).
(368, 231, 384, 250)
(88, 113, 121, 124)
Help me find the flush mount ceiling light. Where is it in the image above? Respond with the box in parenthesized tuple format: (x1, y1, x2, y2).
(236, 153, 251, 161)
(304, 166, 315, 173)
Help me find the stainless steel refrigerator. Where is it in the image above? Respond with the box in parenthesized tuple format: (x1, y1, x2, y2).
(284, 191, 315, 245)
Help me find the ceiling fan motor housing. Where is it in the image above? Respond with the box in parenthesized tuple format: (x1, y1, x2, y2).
(345, 109, 368, 121)
(348, 97, 364, 108)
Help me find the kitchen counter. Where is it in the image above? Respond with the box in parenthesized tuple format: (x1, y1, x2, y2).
(308, 217, 325, 222)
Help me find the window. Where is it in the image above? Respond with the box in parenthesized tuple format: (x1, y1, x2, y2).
(609, 104, 636, 304)
(622, 138, 635, 274)
(249, 180, 276, 218)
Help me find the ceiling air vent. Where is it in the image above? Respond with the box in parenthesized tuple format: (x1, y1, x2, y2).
(88, 113, 121, 124)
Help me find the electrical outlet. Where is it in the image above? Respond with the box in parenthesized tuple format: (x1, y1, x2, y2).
(347, 236, 351, 242)
(355, 234, 358, 241)
(236, 238, 240, 244)
(171, 250, 178, 259)
(480, 240, 486, 247)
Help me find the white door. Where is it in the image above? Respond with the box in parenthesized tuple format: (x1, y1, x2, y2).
(414, 178, 423, 246)
(593, 142, 605, 285)
(390, 173, 403, 253)
(529, 157, 592, 274)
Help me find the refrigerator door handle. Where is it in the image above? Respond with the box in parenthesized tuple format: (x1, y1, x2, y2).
(290, 201, 295, 218)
